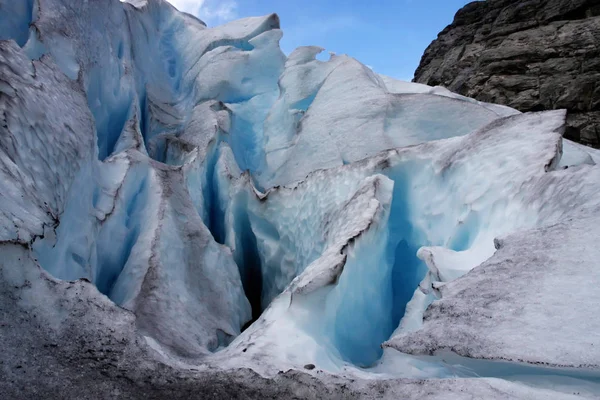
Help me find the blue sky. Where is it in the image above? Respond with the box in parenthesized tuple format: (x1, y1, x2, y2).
(166, 0, 473, 81)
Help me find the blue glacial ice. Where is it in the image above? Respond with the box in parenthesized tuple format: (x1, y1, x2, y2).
(1, 0, 600, 396)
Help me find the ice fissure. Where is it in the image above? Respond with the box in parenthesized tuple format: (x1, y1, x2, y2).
(2, 0, 600, 397)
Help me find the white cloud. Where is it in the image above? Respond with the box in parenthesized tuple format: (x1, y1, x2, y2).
(166, 0, 237, 26)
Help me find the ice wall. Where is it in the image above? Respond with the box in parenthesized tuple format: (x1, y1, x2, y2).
(2, 0, 600, 388)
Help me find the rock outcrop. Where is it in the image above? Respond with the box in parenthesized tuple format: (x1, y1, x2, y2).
(414, 0, 600, 146)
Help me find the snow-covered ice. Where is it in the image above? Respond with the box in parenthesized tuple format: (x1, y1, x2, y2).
(1, 0, 600, 398)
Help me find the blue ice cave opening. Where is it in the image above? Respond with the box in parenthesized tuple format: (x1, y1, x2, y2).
(325, 221, 395, 367)
(226, 193, 266, 326)
(386, 168, 430, 329)
(323, 163, 480, 367)
(204, 141, 227, 244)
(237, 211, 264, 325)
(323, 168, 428, 367)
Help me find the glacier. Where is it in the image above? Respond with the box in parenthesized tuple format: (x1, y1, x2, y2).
(1, 0, 600, 398)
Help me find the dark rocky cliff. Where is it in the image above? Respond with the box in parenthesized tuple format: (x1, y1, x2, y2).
(414, 0, 600, 146)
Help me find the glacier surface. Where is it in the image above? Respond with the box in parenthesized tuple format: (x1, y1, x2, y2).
(1, 0, 600, 398)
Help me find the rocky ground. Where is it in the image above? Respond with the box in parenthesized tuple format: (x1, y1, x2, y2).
(3, 243, 595, 399)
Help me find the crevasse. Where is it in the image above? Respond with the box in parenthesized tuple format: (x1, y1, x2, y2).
(2, 0, 600, 392)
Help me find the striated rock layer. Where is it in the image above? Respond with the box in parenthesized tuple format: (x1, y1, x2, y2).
(414, 0, 600, 146)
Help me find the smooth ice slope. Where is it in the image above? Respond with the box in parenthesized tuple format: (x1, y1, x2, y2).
(2, 0, 600, 398)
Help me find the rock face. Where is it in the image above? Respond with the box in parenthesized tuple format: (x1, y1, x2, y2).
(414, 0, 600, 147)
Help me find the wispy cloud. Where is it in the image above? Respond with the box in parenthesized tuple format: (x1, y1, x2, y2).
(165, 0, 238, 26)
